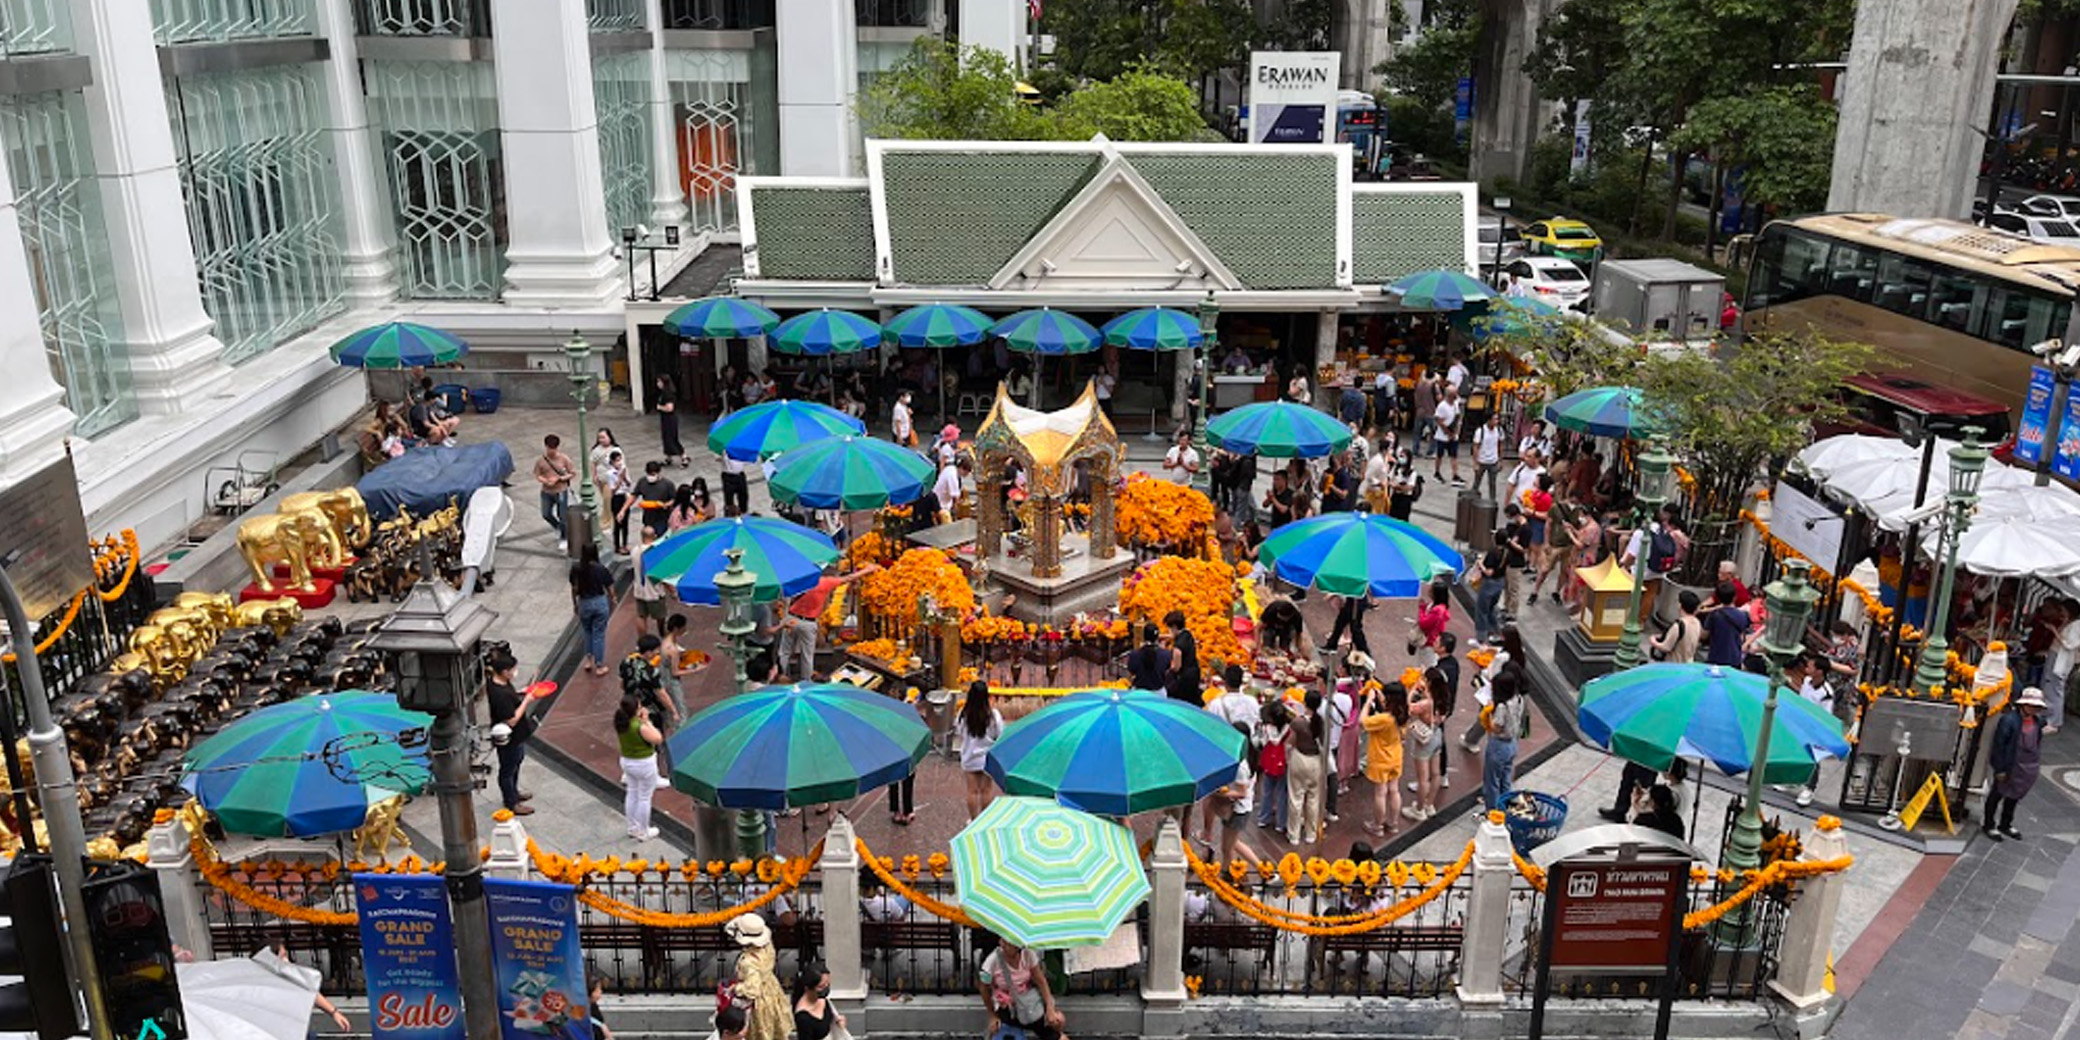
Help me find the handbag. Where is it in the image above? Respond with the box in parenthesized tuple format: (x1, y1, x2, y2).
(992, 953, 1047, 1025)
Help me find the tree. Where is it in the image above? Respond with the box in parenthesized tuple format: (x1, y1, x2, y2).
(1669, 85, 1838, 215)
(1264, 0, 1333, 50)
(1052, 66, 1216, 141)
(1376, 0, 1478, 110)
(857, 38, 1051, 140)
(1041, 0, 1257, 84)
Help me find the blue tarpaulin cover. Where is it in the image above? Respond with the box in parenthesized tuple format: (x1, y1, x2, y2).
(357, 442, 514, 521)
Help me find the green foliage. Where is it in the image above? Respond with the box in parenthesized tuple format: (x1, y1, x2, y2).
(1524, 0, 1626, 108)
(1044, 0, 1256, 83)
(1264, 0, 1334, 50)
(1668, 86, 1838, 214)
(1377, 0, 1477, 110)
(1482, 315, 1647, 404)
(1381, 93, 1461, 160)
(1053, 66, 1213, 141)
(858, 38, 1210, 143)
(1639, 330, 1874, 522)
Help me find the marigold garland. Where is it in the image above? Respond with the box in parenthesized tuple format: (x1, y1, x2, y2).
(1509, 843, 1853, 930)
(858, 547, 974, 627)
(192, 835, 359, 926)
(1184, 840, 1475, 936)
(6, 529, 141, 664)
(1119, 556, 1248, 671)
(856, 838, 976, 926)
(1114, 473, 1215, 550)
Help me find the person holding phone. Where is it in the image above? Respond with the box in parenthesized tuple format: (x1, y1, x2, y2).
(614, 695, 665, 841)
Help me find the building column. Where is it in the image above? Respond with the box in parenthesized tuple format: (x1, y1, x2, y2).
(0, 144, 76, 488)
(493, 0, 624, 307)
(821, 814, 868, 1020)
(776, 0, 860, 177)
(72, 0, 232, 414)
(1313, 310, 1339, 405)
(1454, 811, 1515, 1005)
(960, 0, 1024, 65)
(145, 815, 214, 961)
(1468, 0, 1549, 188)
(1338, 0, 1395, 91)
(1827, 0, 2020, 220)
(1140, 819, 1188, 1035)
(645, 0, 690, 232)
(317, 0, 401, 309)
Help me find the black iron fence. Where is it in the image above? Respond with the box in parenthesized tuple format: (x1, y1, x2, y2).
(577, 874, 826, 995)
(963, 638, 1131, 692)
(1180, 873, 1471, 999)
(859, 878, 1141, 997)
(3, 563, 157, 722)
(199, 866, 365, 995)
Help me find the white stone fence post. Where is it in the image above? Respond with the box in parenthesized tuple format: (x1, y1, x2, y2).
(1769, 816, 1852, 1011)
(146, 812, 214, 961)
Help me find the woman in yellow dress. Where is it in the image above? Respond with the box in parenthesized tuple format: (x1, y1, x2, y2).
(1360, 680, 1408, 839)
(724, 914, 790, 1040)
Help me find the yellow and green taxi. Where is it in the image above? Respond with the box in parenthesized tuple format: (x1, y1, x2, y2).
(1520, 218, 1604, 262)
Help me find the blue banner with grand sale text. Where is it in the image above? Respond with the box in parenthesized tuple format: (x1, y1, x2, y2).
(485, 877, 590, 1040)
(2016, 365, 2056, 467)
(354, 873, 465, 1040)
(2054, 386, 2080, 482)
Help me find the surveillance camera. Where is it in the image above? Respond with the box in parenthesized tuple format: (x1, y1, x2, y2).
(2058, 343, 2080, 369)
(2031, 337, 2063, 359)
(1039, 258, 1058, 273)
(1175, 259, 1196, 274)
(1899, 500, 1944, 525)
(637, 224, 651, 239)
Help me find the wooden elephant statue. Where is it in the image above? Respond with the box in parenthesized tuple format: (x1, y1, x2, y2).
(235, 511, 327, 593)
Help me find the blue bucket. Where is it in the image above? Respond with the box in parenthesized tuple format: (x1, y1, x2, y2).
(473, 387, 501, 414)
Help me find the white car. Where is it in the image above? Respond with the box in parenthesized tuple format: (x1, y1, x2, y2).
(2019, 194, 2080, 220)
(1987, 210, 2080, 244)
(1478, 216, 1526, 271)
(1501, 257, 1591, 311)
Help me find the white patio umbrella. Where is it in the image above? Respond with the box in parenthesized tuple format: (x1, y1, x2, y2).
(1865, 477, 2080, 532)
(1939, 514, 2080, 578)
(176, 953, 325, 1040)
(1794, 434, 1917, 480)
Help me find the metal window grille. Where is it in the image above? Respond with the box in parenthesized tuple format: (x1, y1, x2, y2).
(0, 90, 134, 437)
(356, 0, 490, 36)
(0, 0, 71, 55)
(666, 48, 757, 234)
(854, 0, 932, 26)
(167, 65, 348, 364)
(150, 0, 313, 45)
(592, 50, 652, 237)
(660, 0, 773, 29)
(585, 0, 643, 31)
(365, 60, 505, 300)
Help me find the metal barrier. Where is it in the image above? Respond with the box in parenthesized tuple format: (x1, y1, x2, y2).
(3, 563, 156, 717)
(1180, 873, 1471, 999)
(198, 868, 365, 995)
(858, 877, 1140, 997)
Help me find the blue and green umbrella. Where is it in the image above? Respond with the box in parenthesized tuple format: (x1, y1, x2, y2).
(639, 515, 838, 604)
(1205, 400, 1354, 458)
(1258, 512, 1464, 597)
(1385, 269, 1498, 311)
(951, 797, 1150, 948)
(707, 399, 865, 462)
(663, 296, 781, 339)
(771, 308, 882, 356)
(986, 689, 1245, 816)
(1579, 664, 1851, 785)
(767, 435, 935, 511)
(1101, 307, 1205, 351)
(1458, 297, 1564, 341)
(993, 308, 1102, 356)
(667, 683, 931, 809)
(181, 692, 433, 837)
(1545, 385, 1657, 439)
(328, 321, 468, 369)
(884, 303, 994, 348)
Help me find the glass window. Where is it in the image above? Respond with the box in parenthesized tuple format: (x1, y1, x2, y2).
(1926, 268, 1980, 332)
(585, 0, 644, 30)
(668, 47, 768, 235)
(151, 0, 313, 44)
(168, 65, 348, 363)
(855, 0, 931, 26)
(1749, 226, 1831, 307)
(1825, 241, 1878, 302)
(1980, 287, 2060, 349)
(0, 90, 133, 437)
(1872, 254, 1932, 317)
(1554, 226, 1597, 240)
(356, 0, 490, 35)
(662, 0, 774, 28)
(592, 51, 653, 237)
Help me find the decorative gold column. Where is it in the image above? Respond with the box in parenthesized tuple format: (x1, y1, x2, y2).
(976, 459, 1004, 559)
(1092, 466, 1117, 559)
(1034, 496, 1064, 578)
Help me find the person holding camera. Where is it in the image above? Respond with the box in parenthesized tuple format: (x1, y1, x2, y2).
(485, 649, 536, 816)
(614, 695, 666, 841)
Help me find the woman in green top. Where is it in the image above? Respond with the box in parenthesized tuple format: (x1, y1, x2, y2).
(615, 695, 665, 841)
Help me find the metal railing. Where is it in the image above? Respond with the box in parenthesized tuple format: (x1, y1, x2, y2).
(962, 638, 1131, 691)
(355, 0, 491, 36)
(859, 877, 1140, 996)
(2, 568, 157, 715)
(1181, 873, 1471, 999)
(577, 875, 826, 994)
(0, 0, 70, 56)
(200, 867, 365, 994)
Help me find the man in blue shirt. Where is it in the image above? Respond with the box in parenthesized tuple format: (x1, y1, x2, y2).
(1699, 582, 1751, 668)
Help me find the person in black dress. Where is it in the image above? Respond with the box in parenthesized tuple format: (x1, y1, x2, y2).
(1265, 469, 1297, 529)
(1388, 449, 1423, 521)
(1127, 623, 1172, 693)
(1165, 610, 1201, 706)
(1325, 593, 1373, 655)
(791, 961, 845, 1040)
(655, 373, 686, 466)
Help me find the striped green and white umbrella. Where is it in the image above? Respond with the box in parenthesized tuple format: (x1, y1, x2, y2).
(667, 683, 931, 809)
(181, 692, 433, 838)
(639, 515, 839, 604)
(771, 308, 882, 356)
(951, 797, 1150, 949)
(992, 307, 1102, 356)
(663, 296, 781, 339)
(884, 303, 994, 348)
(767, 434, 934, 511)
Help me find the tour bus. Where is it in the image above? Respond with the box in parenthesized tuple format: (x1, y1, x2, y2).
(1741, 213, 2080, 424)
(1336, 91, 1387, 181)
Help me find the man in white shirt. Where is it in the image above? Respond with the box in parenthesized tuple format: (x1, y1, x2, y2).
(1362, 443, 1393, 513)
(1470, 413, 1504, 500)
(1445, 355, 1469, 396)
(1518, 421, 1553, 463)
(933, 457, 969, 523)
(1508, 451, 1546, 506)
(2047, 596, 2079, 733)
(1430, 388, 1463, 485)
(1163, 429, 1201, 484)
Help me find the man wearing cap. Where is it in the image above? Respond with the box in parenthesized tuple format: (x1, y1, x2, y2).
(1985, 686, 2048, 842)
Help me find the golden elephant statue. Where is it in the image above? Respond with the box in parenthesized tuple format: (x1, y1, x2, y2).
(126, 625, 187, 686)
(280, 488, 373, 565)
(236, 510, 328, 593)
(149, 606, 219, 653)
(171, 591, 236, 634)
(232, 597, 303, 638)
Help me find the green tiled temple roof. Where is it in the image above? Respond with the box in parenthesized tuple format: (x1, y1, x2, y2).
(1353, 189, 1468, 284)
(1126, 152, 1340, 289)
(879, 151, 1101, 286)
(749, 186, 876, 281)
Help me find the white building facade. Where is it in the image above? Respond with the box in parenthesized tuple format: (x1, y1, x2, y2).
(0, 0, 1017, 549)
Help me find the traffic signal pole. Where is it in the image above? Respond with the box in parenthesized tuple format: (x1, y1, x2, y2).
(0, 562, 111, 1040)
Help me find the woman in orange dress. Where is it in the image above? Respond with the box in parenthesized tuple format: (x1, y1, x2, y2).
(1360, 680, 1408, 838)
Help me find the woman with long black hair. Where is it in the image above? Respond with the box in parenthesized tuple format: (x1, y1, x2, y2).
(958, 680, 1002, 820)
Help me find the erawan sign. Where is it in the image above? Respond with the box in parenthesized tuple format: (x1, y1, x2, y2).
(1247, 51, 1340, 145)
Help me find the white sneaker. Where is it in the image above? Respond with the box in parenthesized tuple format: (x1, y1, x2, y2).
(655, 776, 672, 790)
(1400, 805, 1424, 821)
(1406, 780, 1419, 792)
(1796, 788, 1814, 807)
(632, 827, 660, 841)
(1440, 774, 1451, 789)
(557, 539, 568, 552)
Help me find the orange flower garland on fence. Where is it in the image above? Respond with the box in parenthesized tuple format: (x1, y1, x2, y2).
(1114, 474, 1216, 551)
(524, 838, 823, 929)
(1183, 840, 1475, 936)
(5, 529, 140, 664)
(1119, 556, 1248, 672)
(1505, 821, 1852, 931)
(856, 838, 976, 927)
(857, 547, 974, 626)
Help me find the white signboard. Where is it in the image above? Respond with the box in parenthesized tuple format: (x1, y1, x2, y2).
(1247, 51, 1341, 145)
(1769, 480, 1847, 577)
(1570, 99, 1592, 175)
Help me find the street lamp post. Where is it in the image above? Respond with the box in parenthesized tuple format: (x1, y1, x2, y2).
(369, 573, 499, 1040)
(1194, 293, 1219, 495)
(565, 332, 600, 559)
(1714, 557, 1822, 945)
(710, 547, 759, 859)
(1911, 429, 1991, 697)
(1611, 437, 1678, 671)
